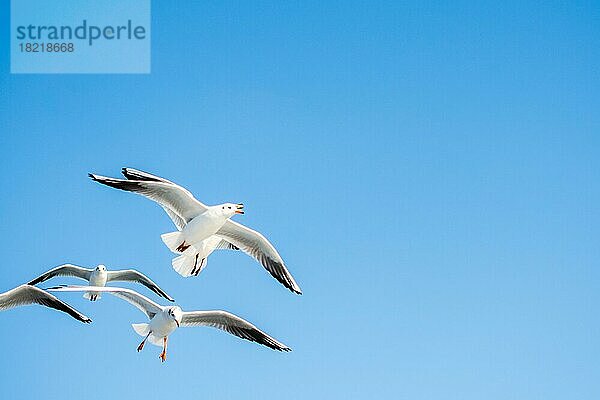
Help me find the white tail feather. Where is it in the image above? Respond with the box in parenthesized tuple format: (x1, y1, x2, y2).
(161, 231, 185, 253)
(132, 323, 150, 336)
(172, 253, 207, 277)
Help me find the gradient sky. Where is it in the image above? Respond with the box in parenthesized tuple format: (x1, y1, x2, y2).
(1, 2, 599, 399)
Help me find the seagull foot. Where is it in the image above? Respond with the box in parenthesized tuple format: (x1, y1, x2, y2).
(138, 332, 150, 352)
(159, 351, 167, 362)
(176, 242, 191, 252)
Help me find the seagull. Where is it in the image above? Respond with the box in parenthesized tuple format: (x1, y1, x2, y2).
(88, 168, 302, 295)
(28, 264, 174, 302)
(48, 285, 291, 362)
(0, 284, 91, 323)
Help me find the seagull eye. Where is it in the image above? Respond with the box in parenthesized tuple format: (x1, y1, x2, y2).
(228, 206, 231, 209)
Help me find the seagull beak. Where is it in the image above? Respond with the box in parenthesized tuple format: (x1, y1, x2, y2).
(175, 320, 180, 328)
(235, 204, 244, 214)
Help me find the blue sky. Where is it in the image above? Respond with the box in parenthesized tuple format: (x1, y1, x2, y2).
(1, 1, 599, 399)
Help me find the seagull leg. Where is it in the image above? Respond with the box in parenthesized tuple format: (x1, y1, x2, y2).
(137, 332, 151, 352)
(194, 257, 206, 276)
(159, 336, 168, 362)
(191, 254, 200, 276)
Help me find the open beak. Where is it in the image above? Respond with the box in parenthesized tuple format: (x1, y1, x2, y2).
(235, 204, 244, 214)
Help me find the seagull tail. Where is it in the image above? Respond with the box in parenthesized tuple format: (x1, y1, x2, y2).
(161, 231, 186, 253)
(172, 253, 207, 277)
(132, 323, 150, 336)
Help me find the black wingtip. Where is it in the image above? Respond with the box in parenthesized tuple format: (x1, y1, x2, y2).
(88, 173, 98, 181)
(27, 273, 49, 286)
(45, 284, 68, 290)
(154, 288, 175, 303)
(121, 167, 135, 179)
(160, 292, 176, 302)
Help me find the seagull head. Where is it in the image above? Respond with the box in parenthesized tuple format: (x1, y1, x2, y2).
(218, 203, 244, 217)
(167, 306, 183, 327)
(95, 265, 107, 272)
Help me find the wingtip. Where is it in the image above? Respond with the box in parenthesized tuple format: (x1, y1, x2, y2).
(88, 173, 98, 181)
(155, 289, 175, 302)
(121, 167, 131, 178)
(45, 284, 68, 291)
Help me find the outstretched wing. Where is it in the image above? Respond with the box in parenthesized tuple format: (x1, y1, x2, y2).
(28, 264, 93, 285)
(216, 221, 302, 294)
(89, 172, 207, 223)
(121, 168, 179, 185)
(161, 207, 187, 230)
(214, 239, 239, 251)
(107, 269, 174, 302)
(201, 235, 239, 255)
(121, 168, 188, 229)
(48, 286, 163, 319)
(0, 285, 91, 323)
(181, 310, 291, 351)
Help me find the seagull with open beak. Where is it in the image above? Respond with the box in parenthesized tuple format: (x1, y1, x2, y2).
(165, 202, 245, 255)
(89, 168, 302, 294)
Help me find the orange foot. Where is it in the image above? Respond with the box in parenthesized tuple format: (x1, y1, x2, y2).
(137, 342, 145, 352)
(159, 351, 167, 362)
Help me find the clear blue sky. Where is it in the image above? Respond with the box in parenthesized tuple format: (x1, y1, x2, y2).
(1, 2, 599, 399)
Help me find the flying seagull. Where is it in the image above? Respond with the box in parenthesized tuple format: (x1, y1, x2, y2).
(48, 285, 291, 362)
(28, 264, 174, 302)
(88, 168, 302, 295)
(0, 284, 91, 323)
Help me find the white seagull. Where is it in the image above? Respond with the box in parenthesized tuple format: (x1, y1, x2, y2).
(89, 168, 302, 295)
(48, 285, 291, 362)
(28, 264, 174, 302)
(0, 284, 91, 323)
